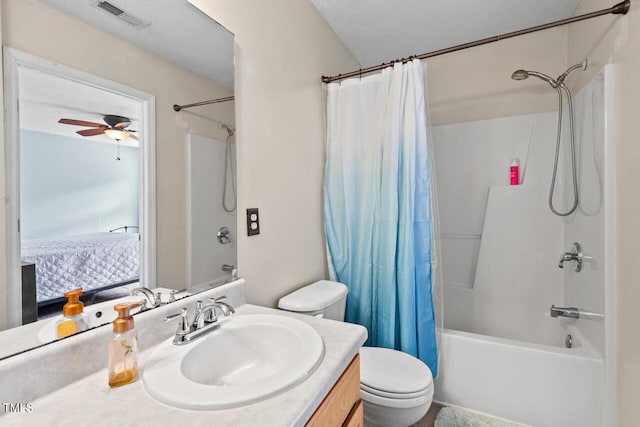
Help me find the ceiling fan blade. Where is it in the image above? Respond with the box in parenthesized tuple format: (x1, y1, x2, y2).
(114, 121, 132, 129)
(128, 134, 139, 141)
(58, 118, 108, 128)
(77, 128, 106, 137)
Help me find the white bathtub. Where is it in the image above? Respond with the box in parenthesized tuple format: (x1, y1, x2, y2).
(434, 328, 604, 427)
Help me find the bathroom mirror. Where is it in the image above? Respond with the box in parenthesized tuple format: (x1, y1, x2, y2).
(0, 0, 236, 359)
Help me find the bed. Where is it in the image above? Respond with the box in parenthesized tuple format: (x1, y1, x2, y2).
(21, 232, 140, 305)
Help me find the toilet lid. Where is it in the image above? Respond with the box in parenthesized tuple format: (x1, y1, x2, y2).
(278, 280, 347, 312)
(359, 347, 433, 394)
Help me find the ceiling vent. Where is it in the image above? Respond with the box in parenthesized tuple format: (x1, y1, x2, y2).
(95, 1, 150, 29)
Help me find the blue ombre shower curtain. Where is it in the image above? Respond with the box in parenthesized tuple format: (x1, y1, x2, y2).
(324, 59, 437, 375)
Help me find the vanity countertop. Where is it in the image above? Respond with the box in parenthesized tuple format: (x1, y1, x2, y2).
(1, 304, 367, 427)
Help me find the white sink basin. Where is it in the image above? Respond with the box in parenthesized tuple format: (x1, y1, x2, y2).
(142, 313, 324, 410)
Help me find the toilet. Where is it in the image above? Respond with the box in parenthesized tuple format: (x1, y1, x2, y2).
(278, 280, 434, 427)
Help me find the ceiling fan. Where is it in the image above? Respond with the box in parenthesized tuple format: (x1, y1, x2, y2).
(57, 114, 139, 141)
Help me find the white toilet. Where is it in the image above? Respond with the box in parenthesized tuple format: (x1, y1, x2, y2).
(278, 280, 434, 427)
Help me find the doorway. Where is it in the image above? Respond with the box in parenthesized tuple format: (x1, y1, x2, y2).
(3, 48, 156, 327)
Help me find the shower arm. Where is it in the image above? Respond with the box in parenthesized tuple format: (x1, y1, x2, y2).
(557, 61, 588, 85)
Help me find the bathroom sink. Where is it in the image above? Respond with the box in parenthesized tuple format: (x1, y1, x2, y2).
(142, 313, 325, 410)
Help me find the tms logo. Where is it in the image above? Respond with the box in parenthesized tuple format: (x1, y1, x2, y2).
(2, 403, 33, 413)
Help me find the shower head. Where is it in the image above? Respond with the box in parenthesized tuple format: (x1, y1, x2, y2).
(511, 69, 558, 87)
(511, 70, 530, 81)
(511, 59, 588, 88)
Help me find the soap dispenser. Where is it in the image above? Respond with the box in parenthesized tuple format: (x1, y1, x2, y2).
(108, 301, 142, 388)
(55, 288, 88, 339)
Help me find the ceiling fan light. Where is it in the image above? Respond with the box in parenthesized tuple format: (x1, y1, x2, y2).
(104, 129, 130, 140)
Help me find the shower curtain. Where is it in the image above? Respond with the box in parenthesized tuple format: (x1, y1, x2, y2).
(324, 59, 437, 375)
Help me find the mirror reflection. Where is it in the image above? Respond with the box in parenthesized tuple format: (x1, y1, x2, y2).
(0, 0, 236, 359)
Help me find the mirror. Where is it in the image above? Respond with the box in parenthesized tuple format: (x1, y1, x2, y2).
(0, 0, 236, 359)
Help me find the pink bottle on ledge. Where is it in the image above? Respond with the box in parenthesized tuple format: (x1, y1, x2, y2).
(510, 158, 520, 185)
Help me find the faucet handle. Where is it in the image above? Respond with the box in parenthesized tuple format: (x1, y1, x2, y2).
(165, 307, 190, 335)
(169, 290, 177, 303)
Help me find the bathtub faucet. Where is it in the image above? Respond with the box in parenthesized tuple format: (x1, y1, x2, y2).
(558, 242, 583, 272)
(550, 305, 580, 319)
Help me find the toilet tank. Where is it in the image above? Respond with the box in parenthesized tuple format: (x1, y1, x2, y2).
(278, 280, 348, 321)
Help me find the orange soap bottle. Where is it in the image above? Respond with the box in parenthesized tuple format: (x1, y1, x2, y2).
(56, 288, 88, 338)
(108, 301, 142, 388)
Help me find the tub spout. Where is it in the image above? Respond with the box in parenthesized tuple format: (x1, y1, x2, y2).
(550, 305, 580, 319)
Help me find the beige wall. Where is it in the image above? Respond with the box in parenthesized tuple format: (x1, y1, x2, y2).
(0, 0, 234, 305)
(427, 27, 568, 125)
(188, 0, 359, 307)
(568, 1, 640, 425)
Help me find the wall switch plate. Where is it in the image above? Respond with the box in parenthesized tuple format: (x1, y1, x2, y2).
(246, 208, 260, 236)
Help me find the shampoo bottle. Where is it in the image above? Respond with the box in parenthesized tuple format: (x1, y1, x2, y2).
(55, 288, 88, 339)
(510, 158, 520, 185)
(108, 301, 142, 388)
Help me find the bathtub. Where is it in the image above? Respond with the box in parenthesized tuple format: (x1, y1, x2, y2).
(434, 327, 604, 427)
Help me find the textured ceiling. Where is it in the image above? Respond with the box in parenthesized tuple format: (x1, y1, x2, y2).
(310, 0, 581, 68)
(40, 0, 234, 90)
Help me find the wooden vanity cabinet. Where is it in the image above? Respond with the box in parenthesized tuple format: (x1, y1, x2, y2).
(306, 355, 362, 427)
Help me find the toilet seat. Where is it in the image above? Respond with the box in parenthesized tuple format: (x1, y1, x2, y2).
(360, 382, 430, 400)
(360, 387, 432, 409)
(359, 347, 433, 394)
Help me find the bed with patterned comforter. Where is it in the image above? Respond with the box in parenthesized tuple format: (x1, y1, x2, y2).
(21, 232, 140, 303)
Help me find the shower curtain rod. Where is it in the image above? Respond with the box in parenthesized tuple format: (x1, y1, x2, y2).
(173, 95, 234, 112)
(321, 0, 630, 83)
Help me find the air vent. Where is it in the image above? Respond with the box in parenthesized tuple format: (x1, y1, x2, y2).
(96, 1, 150, 28)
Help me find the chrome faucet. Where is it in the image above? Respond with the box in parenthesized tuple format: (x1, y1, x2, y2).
(550, 305, 580, 319)
(558, 242, 583, 272)
(164, 297, 235, 345)
(130, 287, 161, 309)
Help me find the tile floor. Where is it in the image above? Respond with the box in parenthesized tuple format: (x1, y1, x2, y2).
(415, 403, 443, 427)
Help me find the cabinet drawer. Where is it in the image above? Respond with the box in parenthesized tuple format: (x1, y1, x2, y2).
(343, 399, 363, 427)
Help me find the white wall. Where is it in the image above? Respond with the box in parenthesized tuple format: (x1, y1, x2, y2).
(189, 0, 360, 307)
(187, 133, 236, 290)
(432, 112, 566, 346)
(20, 130, 139, 240)
(0, 0, 235, 293)
(0, 10, 6, 330)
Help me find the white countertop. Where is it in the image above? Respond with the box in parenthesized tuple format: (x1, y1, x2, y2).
(0, 304, 367, 427)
